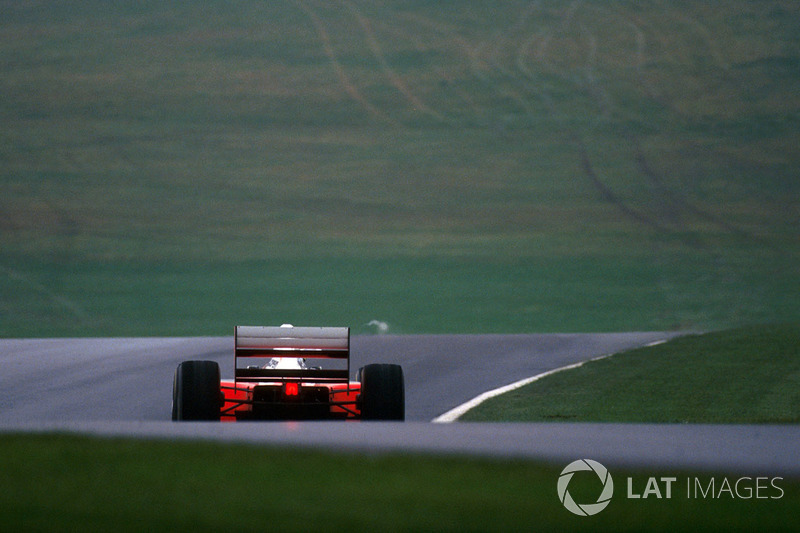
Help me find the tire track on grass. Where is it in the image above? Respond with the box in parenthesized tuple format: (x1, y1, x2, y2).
(613, 4, 683, 114)
(655, 0, 729, 70)
(410, 1, 666, 232)
(402, 10, 547, 126)
(380, 18, 482, 120)
(591, 4, 774, 247)
(513, 2, 669, 232)
(294, 0, 398, 126)
(486, 1, 541, 74)
(402, 12, 502, 119)
(491, 2, 649, 228)
(533, 0, 581, 61)
(343, 1, 444, 122)
(575, 11, 683, 231)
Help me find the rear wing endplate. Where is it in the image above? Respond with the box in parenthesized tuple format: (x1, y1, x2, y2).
(234, 325, 350, 383)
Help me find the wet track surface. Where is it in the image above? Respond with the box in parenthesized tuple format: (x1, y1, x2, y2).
(0, 333, 673, 422)
(2, 333, 798, 475)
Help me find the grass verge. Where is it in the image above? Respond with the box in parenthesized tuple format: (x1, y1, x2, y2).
(0, 433, 797, 532)
(1, 1, 798, 336)
(2, 250, 797, 337)
(463, 323, 800, 423)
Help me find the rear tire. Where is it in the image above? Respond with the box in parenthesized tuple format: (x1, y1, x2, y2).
(360, 364, 404, 421)
(172, 360, 221, 421)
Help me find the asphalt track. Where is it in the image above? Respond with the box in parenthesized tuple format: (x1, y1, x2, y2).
(2, 333, 798, 476)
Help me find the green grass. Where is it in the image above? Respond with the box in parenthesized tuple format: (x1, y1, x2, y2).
(0, 433, 798, 532)
(463, 323, 800, 423)
(1, 252, 797, 337)
(1, 1, 798, 336)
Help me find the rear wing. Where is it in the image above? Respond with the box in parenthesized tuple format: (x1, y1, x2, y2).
(234, 325, 350, 383)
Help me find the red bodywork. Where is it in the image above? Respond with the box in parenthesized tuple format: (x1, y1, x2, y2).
(219, 379, 361, 421)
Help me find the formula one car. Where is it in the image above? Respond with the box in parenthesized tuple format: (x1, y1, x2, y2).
(172, 325, 404, 421)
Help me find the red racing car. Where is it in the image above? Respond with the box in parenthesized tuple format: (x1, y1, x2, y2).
(172, 325, 404, 421)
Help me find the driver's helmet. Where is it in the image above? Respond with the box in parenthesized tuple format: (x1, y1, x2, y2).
(264, 357, 308, 370)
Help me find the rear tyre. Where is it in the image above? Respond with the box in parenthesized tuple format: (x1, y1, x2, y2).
(172, 360, 221, 421)
(360, 364, 404, 421)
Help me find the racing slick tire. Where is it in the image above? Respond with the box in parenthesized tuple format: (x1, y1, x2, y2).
(172, 360, 221, 421)
(359, 364, 404, 421)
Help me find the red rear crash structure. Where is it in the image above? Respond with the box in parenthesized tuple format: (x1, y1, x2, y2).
(172, 325, 404, 421)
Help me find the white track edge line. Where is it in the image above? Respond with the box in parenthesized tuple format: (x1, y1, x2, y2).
(643, 339, 667, 347)
(431, 353, 612, 423)
(432, 337, 672, 423)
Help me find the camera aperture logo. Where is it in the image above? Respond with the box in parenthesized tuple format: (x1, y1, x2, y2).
(558, 459, 785, 517)
(557, 459, 614, 516)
